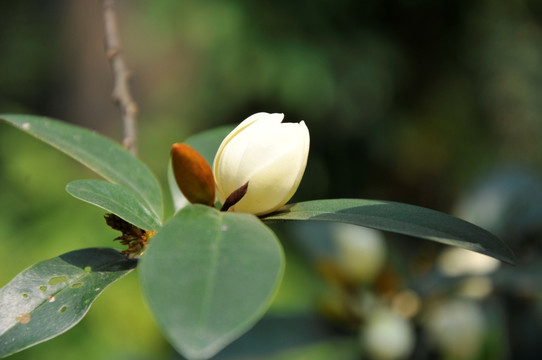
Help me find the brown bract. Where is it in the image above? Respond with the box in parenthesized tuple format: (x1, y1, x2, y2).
(221, 181, 249, 212)
(171, 143, 216, 206)
(105, 213, 153, 258)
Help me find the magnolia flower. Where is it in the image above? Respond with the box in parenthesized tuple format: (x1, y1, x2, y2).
(213, 112, 309, 215)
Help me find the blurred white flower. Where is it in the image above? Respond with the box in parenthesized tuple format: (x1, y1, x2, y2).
(458, 276, 494, 299)
(362, 307, 415, 360)
(438, 247, 500, 277)
(424, 299, 485, 360)
(333, 223, 387, 284)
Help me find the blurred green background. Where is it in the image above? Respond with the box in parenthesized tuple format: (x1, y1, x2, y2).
(1, 0, 542, 359)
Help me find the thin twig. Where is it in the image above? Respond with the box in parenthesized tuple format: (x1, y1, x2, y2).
(101, 0, 138, 155)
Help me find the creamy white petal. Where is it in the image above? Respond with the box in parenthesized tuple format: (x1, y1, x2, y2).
(213, 112, 309, 215)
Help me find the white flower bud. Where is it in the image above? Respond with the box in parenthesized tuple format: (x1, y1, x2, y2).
(424, 299, 485, 359)
(437, 247, 500, 277)
(362, 308, 415, 360)
(213, 112, 310, 215)
(332, 223, 387, 284)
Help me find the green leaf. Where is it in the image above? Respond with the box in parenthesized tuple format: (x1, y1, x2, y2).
(139, 204, 284, 360)
(213, 314, 341, 359)
(167, 159, 189, 212)
(0, 248, 136, 358)
(184, 125, 235, 165)
(0, 114, 163, 223)
(66, 180, 161, 231)
(262, 199, 515, 264)
(266, 338, 359, 360)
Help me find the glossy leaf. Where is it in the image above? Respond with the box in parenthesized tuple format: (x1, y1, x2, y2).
(265, 338, 359, 360)
(140, 204, 284, 360)
(66, 180, 161, 231)
(184, 125, 236, 165)
(214, 314, 341, 359)
(0, 114, 163, 223)
(262, 199, 515, 264)
(168, 160, 189, 212)
(0, 248, 137, 358)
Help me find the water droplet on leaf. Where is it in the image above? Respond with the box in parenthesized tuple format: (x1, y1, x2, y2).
(48, 276, 67, 285)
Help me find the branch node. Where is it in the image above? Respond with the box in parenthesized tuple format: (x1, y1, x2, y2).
(126, 102, 138, 116)
(106, 48, 119, 59)
(101, 0, 138, 156)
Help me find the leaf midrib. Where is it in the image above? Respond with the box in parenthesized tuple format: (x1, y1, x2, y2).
(195, 214, 224, 336)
